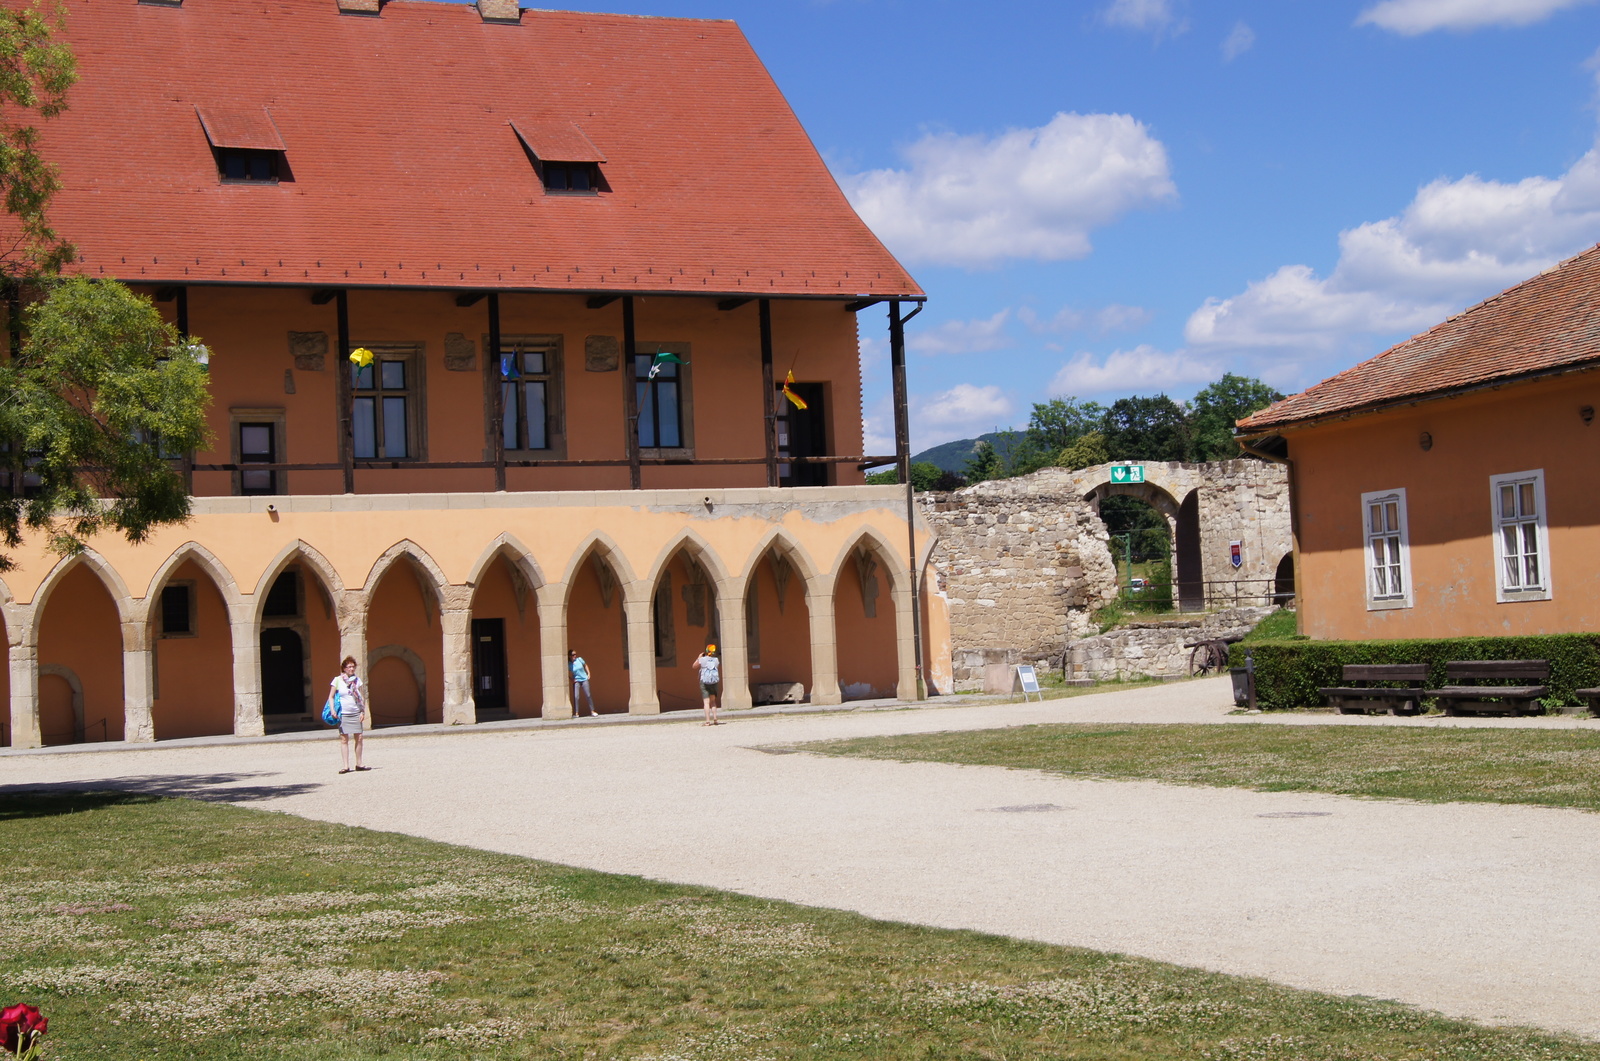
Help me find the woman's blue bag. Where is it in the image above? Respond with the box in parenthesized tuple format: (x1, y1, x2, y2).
(321, 692, 339, 726)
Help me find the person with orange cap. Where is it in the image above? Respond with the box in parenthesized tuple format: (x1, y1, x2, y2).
(693, 643, 721, 725)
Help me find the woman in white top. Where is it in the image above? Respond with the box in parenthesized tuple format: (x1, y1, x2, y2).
(331, 656, 372, 773)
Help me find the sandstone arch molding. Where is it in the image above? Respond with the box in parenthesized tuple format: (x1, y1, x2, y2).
(829, 527, 915, 703)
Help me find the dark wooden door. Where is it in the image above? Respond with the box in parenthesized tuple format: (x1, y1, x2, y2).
(472, 618, 508, 711)
(260, 628, 305, 715)
(778, 383, 827, 487)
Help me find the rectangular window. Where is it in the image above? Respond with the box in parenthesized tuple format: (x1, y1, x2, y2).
(1361, 488, 1412, 610)
(634, 345, 692, 453)
(160, 583, 195, 637)
(239, 421, 277, 495)
(1491, 469, 1551, 602)
(216, 147, 284, 183)
(350, 346, 425, 461)
(501, 345, 551, 451)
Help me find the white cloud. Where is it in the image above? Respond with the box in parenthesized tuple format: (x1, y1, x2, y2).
(841, 112, 1176, 268)
(1184, 147, 1600, 377)
(906, 310, 1013, 355)
(1356, 0, 1596, 34)
(1094, 303, 1155, 333)
(1221, 22, 1256, 61)
(911, 384, 1014, 446)
(1048, 345, 1220, 397)
(1102, 0, 1182, 33)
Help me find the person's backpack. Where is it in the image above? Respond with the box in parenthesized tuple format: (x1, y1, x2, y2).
(321, 691, 339, 726)
(700, 655, 720, 685)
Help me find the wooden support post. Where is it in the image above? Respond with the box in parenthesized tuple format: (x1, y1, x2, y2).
(488, 292, 506, 492)
(622, 295, 642, 490)
(889, 301, 925, 699)
(335, 289, 354, 494)
(759, 298, 778, 488)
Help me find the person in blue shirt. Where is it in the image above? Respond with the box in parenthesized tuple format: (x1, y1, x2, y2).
(569, 649, 598, 717)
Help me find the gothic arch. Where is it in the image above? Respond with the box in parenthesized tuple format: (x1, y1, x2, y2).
(739, 527, 824, 587)
(465, 533, 547, 592)
(136, 542, 244, 625)
(362, 540, 449, 609)
(826, 526, 909, 599)
(557, 531, 638, 592)
(251, 540, 347, 619)
(27, 550, 134, 645)
(642, 527, 733, 589)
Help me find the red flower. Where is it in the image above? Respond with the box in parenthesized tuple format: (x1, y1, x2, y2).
(0, 1004, 46, 1053)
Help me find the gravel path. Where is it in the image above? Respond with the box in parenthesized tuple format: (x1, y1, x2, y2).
(5, 677, 1598, 1039)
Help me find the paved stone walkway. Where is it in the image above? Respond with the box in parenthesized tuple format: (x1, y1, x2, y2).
(5, 677, 1598, 1039)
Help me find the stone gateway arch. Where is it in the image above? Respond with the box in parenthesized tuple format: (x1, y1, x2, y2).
(921, 460, 1292, 688)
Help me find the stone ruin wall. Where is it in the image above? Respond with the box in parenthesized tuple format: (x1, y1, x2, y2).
(921, 475, 1120, 688)
(922, 461, 1292, 690)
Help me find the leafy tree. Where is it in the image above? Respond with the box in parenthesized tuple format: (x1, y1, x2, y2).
(962, 440, 1004, 483)
(0, 2, 77, 281)
(1025, 397, 1105, 453)
(1101, 394, 1191, 463)
(1098, 495, 1170, 562)
(1055, 431, 1110, 470)
(1188, 373, 1284, 461)
(865, 461, 965, 492)
(0, 278, 213, 569)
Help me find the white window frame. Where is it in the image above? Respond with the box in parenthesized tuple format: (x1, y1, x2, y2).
(1490, 469, 1551, 603)
(1361, 488, 1413, 611)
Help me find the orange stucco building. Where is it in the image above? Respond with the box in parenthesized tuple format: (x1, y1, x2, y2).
(1237, 243, 1600, 642)
(0, 0, 945, 748)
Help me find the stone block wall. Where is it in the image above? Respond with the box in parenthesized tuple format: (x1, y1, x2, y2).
(1065, 606, 1276, 681)
(921, 477, 1120, 688)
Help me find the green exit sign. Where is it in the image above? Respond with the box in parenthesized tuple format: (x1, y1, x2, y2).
(1109, 464, 1145, 484)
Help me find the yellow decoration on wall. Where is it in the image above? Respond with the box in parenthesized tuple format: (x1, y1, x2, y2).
(349, 346, 374, 367)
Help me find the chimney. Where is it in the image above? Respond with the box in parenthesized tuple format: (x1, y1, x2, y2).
(477, 0, 520, 23)
(336, 0, 382, 13)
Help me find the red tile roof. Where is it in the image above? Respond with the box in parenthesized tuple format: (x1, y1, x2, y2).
(1237, 241, 1600, 435)
(38, 0, 921, 300)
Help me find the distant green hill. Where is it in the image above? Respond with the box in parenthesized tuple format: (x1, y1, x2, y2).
(911, 431, 1025, 474)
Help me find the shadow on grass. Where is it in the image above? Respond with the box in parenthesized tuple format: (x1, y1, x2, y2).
(0, 772, 323, 812)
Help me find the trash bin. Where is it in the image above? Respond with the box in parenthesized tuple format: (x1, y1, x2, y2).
(1230, 667, 1252, 708)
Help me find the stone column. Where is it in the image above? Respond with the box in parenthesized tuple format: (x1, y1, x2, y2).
(892, 572, 918, 701)
(231, 602, 265, 737)
(440, 587, 475, 726)
(121, 619, 156, 743)
(340, 595, 368, 700)
(716, 577, 752, 712)
(7, 606, 39, 749)
(806, 582, 841, 706)
(537, 583, 572, 719)
(623, 583, 660, 714)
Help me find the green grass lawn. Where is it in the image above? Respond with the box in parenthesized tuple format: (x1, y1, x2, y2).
(3, 791, 1595, 1059)
(803, 723, 1600, 812)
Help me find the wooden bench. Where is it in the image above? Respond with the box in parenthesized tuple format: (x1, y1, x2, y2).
(1319, 664, 1428, 716)
(1571, 688, 1600, 717)
(1425, 661, 1550, 717)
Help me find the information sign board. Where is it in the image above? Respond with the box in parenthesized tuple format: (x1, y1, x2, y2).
(1109, 464, 1145, 485)
(1015, 664, 1042, 701)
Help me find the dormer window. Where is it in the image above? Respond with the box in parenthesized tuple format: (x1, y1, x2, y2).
(541, 162, 599, 193)
(218, 148, 281, 182)
(195, 105, 292, 184)
(511, 120, 608, 196)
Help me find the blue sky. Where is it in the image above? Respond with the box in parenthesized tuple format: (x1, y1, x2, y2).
(447, 0, 1600, 451)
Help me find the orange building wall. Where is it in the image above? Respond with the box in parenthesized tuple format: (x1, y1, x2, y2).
(151, 561, 234, 739)
(834, 550, 898, 699)
(470, 557, 543, 718)
(37, 565, 124, 742)
(1289, 370, 1600, 640)
(746, 553, 812, 690)
(154, 287, 867, 497)
(565, 556, 629, 714)
(366, 562, 444, 725)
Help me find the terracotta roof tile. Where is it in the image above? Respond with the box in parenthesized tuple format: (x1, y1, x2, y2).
(1237, 241, 1600, 434)
(37, 0, 921, 300)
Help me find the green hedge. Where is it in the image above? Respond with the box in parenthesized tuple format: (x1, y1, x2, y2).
(1226, 634, 1600, 711)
